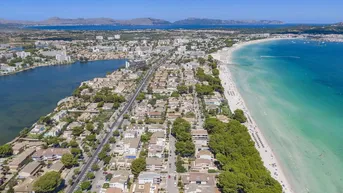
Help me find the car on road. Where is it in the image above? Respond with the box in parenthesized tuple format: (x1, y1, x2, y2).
(168, 175, 171, 178)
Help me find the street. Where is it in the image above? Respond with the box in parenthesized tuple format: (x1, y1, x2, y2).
(167, 135, 179, 193)
(67, 55, 168, 193)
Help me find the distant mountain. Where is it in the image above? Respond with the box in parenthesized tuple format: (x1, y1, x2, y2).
(0, 18, 36, 25)
(173, 18, 284, 25)
(118, 18, 171, 25)
(39, 17, 116, 25)
(332, 22, 343, 26)
(0, 17, 283, 26)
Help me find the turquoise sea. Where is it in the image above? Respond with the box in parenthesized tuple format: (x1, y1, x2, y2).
(0, 60, 125, 145)
(230, 40, 343, 193)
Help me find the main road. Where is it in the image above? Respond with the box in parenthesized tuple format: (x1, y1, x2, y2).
(166, 134, 179, 193)
(67, 55, 168, 193)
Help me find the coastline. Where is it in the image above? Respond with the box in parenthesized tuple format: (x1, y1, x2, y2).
(0, 61, 75, 77)
(0, 56, 126, 77)
(213, 38, 295, 193)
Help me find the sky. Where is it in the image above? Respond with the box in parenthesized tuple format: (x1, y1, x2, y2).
(0, 0, 342, 23)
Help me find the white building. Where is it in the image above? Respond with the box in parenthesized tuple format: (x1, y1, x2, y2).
(51, 110, 67, 122)
(17, 51, 31, 59)
(138, 172, 161, 184)
(0, 64, 16, 73)
(114, 34, 121, 39)
(44, 122, 67, 137)
(125, 61, 130, 68)
(96, 36, 104, 40)
(56, 52, 71, 63)
(108, 171, 130, 191)
(123, 138, 140, 157)
(30, 124, 46, 135)
(123, 130, 137, 139)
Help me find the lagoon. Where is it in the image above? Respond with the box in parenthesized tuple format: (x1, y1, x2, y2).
(0, 59, 125, 144)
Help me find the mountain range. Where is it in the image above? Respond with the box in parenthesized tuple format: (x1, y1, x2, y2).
(0, 17, 284, 26)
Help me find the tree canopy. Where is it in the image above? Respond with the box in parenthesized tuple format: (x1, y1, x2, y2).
(92, 87, 125, 107)
(72, 126, 84, 136)
(204, 117, 226, 134)
(80, 181, 91, 191)
(0, 144, 13, 158)
(61, 153, 77, 168)
(177, 84, 189, 95)
(33, 171, 62, 193)
(207, 119, 282, 193)
(172, 118, 195, 157)
(136, 92, 145, 101)
(195, 66, 223, 95)
(131, 157, 146, 178)
(233, 109, 247, 123)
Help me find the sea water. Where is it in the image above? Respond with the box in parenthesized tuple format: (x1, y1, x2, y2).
(230, 39, 343, 193)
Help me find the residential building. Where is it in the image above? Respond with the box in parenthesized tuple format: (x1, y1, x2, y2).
(190, 158, 215, 172)
(18, 161, 42, 178)
(14, 176, 36, 193)
(32, 148, 70, 161)
(191, 129, 208, 141)
(138, 172, 161, 185)
(45, 122, 67, 137)
(114, 34, 121, 39)
(106, 187, 123, 193)
(30, 124, 46, 135)
(147, 124, 166, 133)
(96, 36, 104, 40)
(109, 170, 130, 191)
(123, 130, 138, 139)
(49, 161, 65, 172)
(103, 103, 114, 110)
(180, 173, 216, 186)
(17, 51, 31, 59)
(8, 148, 36, 171)
(56, 52, 71, 63)
(146, 158, 165, 171)
(131, 182, 158, 193)
(123, 138, 141, 158)
(12, 142, 26, 155)
(51, 110, 67, 122)
(196, 150, 214, 161)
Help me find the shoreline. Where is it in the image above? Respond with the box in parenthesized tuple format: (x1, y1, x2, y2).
(0, 61, 75, 77)
(213, 38, 295, 193)
(0, 57, 125, 77)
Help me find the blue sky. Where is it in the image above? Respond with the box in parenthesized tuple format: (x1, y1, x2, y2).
(0, 0, 342, 23)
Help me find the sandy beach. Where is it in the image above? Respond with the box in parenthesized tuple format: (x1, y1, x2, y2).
(213, 38, 295, 193)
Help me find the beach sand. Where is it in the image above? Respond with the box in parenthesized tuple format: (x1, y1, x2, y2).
(212, 38, 295, 193)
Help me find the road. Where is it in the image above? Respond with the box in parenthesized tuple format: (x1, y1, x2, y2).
(67, 55, 167, 193)
(167, 134, 179, 193)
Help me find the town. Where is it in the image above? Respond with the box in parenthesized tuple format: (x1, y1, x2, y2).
(2, 28, 323, 76)
(0, 30, 294, 193)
